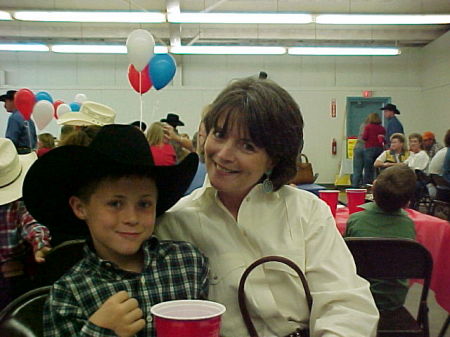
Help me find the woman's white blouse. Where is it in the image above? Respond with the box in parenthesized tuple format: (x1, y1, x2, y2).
(156, 184, 379, 337)
(404, 150, 430, 172)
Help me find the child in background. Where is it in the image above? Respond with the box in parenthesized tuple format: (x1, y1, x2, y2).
(345, 165, 416, 311)
(0, 138, 51, 310)
(23, 125, 207, 337)
(36, 133, 55, 157)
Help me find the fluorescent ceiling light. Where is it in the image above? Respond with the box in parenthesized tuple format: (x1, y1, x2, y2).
(288, 47, 400, 56)
(51, 44, 168, 54)
(171, 45, 286, 55)
(168, 12, 312, 24)
(13, 11, 166, 23)
(0, 43, 49, 52)
(0, 11, 12, 20)
(316, 14, 450, 25)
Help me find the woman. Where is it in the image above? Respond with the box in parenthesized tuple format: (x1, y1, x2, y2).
(374, 133, 409, 169)
(362, 112, 385, 184)
(351, 117, 368, 188)
(156, 77, 378, 337)
(146, 121, 176, 166)
(404, 133, 429, 172)
(36, 132, 55, 157)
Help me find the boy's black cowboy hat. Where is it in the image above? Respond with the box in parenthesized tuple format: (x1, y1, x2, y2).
(23, 124, 198, 240)
(380, 103, 400, 115)
(160, 113, 184, 127)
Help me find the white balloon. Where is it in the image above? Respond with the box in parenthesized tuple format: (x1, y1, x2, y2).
(57, 103, 72, 119)
(74, 93, 87, 104)
(126, 29, 155, 72)
(32, 100, 54, 130)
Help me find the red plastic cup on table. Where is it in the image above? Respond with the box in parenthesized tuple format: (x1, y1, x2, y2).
(151, 300, 226, 337)
(319, 190, 339, 217)
(346, 188, 367, 214)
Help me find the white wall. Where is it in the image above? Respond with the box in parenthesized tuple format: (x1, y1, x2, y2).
(1, 41, 448, 183)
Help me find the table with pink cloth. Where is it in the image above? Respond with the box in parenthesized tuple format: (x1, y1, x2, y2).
(335, 206, 450, 314)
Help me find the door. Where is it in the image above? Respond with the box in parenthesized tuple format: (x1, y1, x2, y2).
(346, 97, 390, 138)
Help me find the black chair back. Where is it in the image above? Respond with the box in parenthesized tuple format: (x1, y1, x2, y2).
(36, 239, 86, 286)
(0, 286, 51, 337)
(345, 237, 433, 337)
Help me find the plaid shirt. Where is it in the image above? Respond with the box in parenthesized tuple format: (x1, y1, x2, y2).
(44, 237, 209, 337)
(0, 200, 51, 264)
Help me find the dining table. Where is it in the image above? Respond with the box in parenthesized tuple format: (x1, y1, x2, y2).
(335, 205, 450, 314)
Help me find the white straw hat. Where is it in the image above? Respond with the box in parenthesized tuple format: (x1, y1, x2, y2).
(57, 101, 116, 126)
(0, 138, 37, 205)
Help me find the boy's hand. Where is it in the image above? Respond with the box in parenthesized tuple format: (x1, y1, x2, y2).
(34, 246, 51, 263)
(89, 290, 146, 337)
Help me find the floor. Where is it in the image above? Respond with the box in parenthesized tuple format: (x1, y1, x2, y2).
(405, 283, 449, 337)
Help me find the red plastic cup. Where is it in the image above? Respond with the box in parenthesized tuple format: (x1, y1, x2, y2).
(319, 190, 339, 217)
(151, 300, 226, 337)
(346, 189, 367, 214)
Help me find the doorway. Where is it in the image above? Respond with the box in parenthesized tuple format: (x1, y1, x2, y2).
(346, 97, 390, 138)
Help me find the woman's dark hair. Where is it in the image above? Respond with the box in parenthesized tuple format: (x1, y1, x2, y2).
(367, 112, 382, 125)
(373, 165, 416, 212)
(204, 77, 304, 191)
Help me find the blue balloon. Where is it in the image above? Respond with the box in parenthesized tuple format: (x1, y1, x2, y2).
(149, 54, 176, 90)
(69, 102, 81, 112)
(35, 91, 53, 103)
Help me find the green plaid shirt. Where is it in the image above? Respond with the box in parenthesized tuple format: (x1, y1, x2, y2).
(43, 237, 209, 337)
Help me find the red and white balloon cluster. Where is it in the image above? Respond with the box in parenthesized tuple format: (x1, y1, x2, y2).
(126, 29, 176, 94)
(13, 89, 87, 130)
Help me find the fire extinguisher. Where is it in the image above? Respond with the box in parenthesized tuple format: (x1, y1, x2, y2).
(332, 138, 337, 155)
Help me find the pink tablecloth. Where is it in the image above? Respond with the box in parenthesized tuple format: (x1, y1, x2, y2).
(336, 207, 450, 314)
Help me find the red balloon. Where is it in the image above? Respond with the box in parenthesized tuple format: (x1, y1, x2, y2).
(14, 88, 36, 120)
(53, 100, 64, 119)
(128, 64, 152, 94)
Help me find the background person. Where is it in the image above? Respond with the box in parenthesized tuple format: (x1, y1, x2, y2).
(146, 121, 176, 166)
(404, 133, 429, 172)
(0, 138, 51, 310)
(422, 131, 443, 159)
(156, 77, 379, 337)
(380, 103, 403, 149)
(36, 133, 55, 157)
(362, 112, 385, 185)
(345, 165, 416, 312)
(0, 90, 37, 153)
(352, 117, 368, 188)
(374, 133, 409, 170)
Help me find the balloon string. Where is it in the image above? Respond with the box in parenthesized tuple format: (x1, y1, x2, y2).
(25, 120, 32, 149)
(139, 70, 143, 129)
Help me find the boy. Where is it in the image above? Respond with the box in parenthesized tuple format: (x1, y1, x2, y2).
(345, 165, 416, 311)
(0, 138, 51, 310)
(23, 125, 208, 337)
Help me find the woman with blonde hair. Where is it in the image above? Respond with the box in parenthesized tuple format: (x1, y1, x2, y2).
(36, 133, 55, 157)
(146, 121, 176, 166)
(362, 112, 385, 184)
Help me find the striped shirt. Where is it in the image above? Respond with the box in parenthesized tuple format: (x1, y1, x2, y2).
(43, 237, 209, 337)
(0, 200, 50, 264)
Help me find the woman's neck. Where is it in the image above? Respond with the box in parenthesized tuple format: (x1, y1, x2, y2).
(218, 191, 248, 220)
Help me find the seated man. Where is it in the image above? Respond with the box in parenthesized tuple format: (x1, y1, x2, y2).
(345, 165, 416, 312)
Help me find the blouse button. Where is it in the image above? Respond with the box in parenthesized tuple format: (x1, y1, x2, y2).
(147, 315, 153, 322)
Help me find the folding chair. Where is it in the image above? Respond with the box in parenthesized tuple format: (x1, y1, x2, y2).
(429, 174, 450, 220)
(35, 239, 86, 286)
(412, 170, 432, 212)
(0, 286, 51, 337)
(438, 315, 450, 337)
(344, 237, 433, 337)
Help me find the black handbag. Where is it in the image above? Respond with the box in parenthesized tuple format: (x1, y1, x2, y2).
(238, 256, 312, 337)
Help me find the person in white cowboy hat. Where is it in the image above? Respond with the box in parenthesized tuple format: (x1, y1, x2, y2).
(57, 101, 116, 126)
(0, 138, 51, 310)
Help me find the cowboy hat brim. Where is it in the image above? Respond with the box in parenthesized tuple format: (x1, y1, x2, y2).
(22, 146, 198, 240)
(0, 151, 37, 205)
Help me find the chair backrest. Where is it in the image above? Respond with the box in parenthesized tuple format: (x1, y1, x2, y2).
(415, 169, 431, 185)
(0, 286, 51, 337)
(36, 239, 86, 286)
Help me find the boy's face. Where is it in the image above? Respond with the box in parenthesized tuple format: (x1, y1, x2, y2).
(70, 176, 157, 267)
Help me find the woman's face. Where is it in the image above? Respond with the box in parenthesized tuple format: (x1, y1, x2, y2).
(390, 138, 403, 152)
(409, 137, 421, 153)
(204, 121, 273, 203)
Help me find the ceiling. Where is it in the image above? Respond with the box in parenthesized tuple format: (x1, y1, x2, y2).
(0, 0, 449, 50)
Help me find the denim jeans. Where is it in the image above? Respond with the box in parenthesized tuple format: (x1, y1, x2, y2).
(352, 145, 365, 187)
(363, 147, 383, 185)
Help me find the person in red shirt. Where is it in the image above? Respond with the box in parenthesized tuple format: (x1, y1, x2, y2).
(146, 122, 176, 166)
(362, 112, 386, 185)
(36, 133, 55, 157)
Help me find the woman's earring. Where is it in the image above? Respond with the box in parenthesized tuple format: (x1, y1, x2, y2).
(262, 170, 273, 193)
